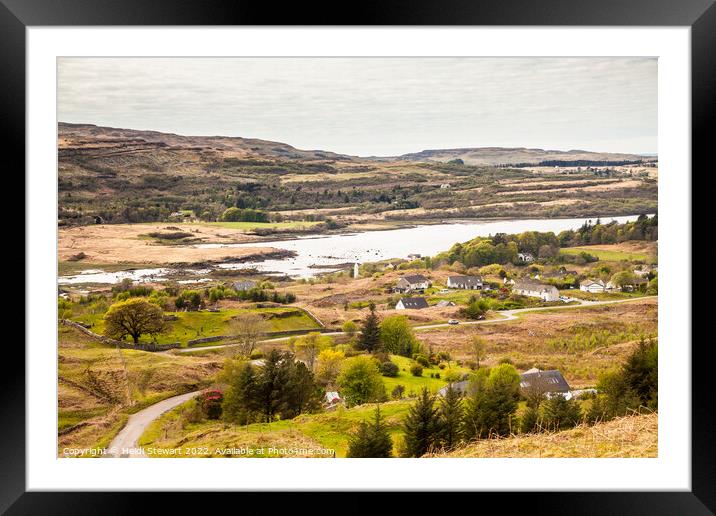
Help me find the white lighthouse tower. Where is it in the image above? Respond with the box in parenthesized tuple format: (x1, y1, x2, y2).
(354, 263, 360, 279)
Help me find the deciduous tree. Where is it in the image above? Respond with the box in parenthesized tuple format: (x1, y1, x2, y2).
(103, 298, 166, 344)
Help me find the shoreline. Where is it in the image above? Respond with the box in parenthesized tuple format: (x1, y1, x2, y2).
(58, 212, 654, 281)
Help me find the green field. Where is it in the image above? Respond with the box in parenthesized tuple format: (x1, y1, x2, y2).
(560, 247, 651, 262)
(72, 307, 320, 346)
(381, 355, 469, 395)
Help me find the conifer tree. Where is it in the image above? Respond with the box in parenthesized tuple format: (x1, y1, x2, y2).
(402, 387, 441, 457)
(356, 302, 381, 352)
(347, 406, 393, 458)
(438, 384, 464, 450)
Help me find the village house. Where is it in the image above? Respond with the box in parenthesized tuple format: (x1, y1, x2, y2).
(535, 268, 578, 281)
(447, 275, 484, 290)
(517, 252, 535, 263)
(435, 300, 456, 307)
(395, 297, 430, 310)
(233, 280, 257, 291)
(438, 368, 571, 399)
(519, 368, 572, 399)
(512, 279, 560, 301)
(407, 253, 422, 260)
(395, 274, 431, 293)
(580, 278, 606, 293)
(608, 276, 649, 292)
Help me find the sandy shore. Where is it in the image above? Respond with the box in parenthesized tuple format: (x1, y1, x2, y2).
(58, 223, 278, 265)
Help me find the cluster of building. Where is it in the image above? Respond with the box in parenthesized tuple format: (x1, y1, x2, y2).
(393, 274, 484, 310)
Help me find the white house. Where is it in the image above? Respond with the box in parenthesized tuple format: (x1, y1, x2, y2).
(395, 297, 430, 310)
(580, 279, 606, 293)
(512, 279, 560, 302)
(447, 275, 483, 290)
(517, 252, 535, 263)
(395, 274, 431, 293)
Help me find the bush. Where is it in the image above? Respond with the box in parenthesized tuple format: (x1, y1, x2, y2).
(410, 364, 423, 377)
(337, 356, 387, 407)
(391, 385, 406, 399)
(380, 361, 399, 377)
(443, 369, 462, 383)
(413, 354, 430, 368)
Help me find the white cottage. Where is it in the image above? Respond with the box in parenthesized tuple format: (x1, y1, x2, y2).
(580, 279, 606, 293)
(447, 275, 483, 290)
(512, 279, 560, 302)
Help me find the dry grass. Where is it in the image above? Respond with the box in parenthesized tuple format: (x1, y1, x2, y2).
(417, 298, 657, 387)
(58, 325, 222, 453)
(432, 412, 658, 458)
(58, 223, 275, 265)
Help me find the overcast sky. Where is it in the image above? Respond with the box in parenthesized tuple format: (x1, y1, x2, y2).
(58, 57, 657, 156)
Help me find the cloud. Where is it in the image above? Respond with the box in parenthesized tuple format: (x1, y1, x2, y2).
(58, 57, 657, 155)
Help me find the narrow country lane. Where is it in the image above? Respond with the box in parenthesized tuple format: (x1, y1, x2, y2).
(107, 391, 201, 458)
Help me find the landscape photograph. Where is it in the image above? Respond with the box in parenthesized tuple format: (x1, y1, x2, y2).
(57, 57, 658, 459)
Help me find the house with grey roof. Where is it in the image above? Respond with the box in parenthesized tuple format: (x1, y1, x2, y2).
(447, 275, 484, 290)
(395, 274, 431, 293)
(438, 368, 573, 400)
(519, 369, 571, 398)
(395, 297, 429, 310)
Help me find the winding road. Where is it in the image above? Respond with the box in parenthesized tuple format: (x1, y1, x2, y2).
(107, 391, 201, 458)
(106, 296, 655, 457)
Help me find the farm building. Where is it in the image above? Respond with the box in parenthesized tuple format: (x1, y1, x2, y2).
(447, 275, 483, 290)
(512, 279, 560, 302)
(580, 279, 606, 293)
(395, 274, 431, 293)
(435, 300, 456, 307)
(395, 297, 429, 310)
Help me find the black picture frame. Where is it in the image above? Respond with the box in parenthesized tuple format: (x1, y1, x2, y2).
(3, 0, 710, 513)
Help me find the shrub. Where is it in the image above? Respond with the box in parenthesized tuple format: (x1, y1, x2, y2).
(391, 385, 406, 399)
(337, 356, 386, 407)
(413, 354, 430, 368)
(443, 369, 462, 383)
(380, 361, 399, 377)
(410, 364, 423, 377)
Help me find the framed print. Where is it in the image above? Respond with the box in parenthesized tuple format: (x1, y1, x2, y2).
(4, 0, 713, 512)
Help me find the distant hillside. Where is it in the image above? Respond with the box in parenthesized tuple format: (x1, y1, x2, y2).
(395, 147, 653, 166)
(59, 122, 354, 162)
(57, 123, 657, 226)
